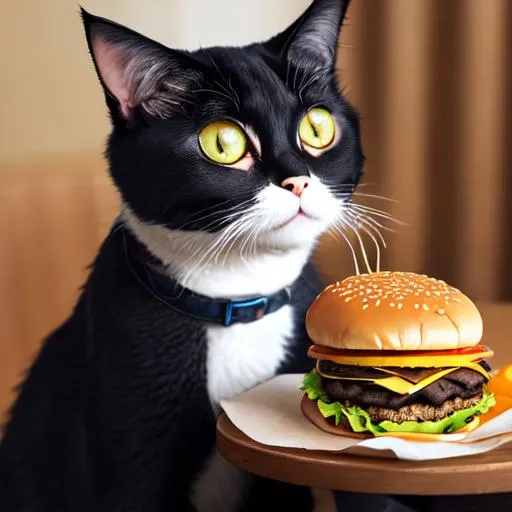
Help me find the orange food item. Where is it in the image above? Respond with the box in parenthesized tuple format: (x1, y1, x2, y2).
(479, 365, 512, 426)
(487, 364, 512, 399)
(479, 395, 512, 426)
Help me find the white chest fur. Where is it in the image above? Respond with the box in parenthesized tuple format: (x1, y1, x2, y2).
(191, 307, 294, 512)
(205, 305, 294, 408)
(121, 203, 321, 512)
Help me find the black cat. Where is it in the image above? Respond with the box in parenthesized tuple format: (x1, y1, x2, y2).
(0, 1, 365, 510)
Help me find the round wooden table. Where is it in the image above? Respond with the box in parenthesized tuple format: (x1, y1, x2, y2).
(216, 303, 512, 497)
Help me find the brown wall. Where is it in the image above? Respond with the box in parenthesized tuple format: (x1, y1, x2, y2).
(1, 0, 511, 418)
(335, 0, 512, 302)
(0, 158, 119, 415)
(0, 1, 108, 163)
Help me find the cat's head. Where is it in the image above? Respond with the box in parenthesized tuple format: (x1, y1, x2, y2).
(82, 0, 363, 267)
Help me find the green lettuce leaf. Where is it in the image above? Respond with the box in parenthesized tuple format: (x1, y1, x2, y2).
(300, 368, 328, 401)
(301, 370, 496, 436)
(317, 400, 343, 426)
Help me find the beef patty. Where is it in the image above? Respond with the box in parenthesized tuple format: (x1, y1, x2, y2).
(365, 394, 482, 423)
(322, 368, 485, 409)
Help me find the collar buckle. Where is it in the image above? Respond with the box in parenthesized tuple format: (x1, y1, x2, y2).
(224, 297, 269, 326)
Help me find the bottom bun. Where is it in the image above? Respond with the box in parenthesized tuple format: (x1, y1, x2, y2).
(300, 394, 480, 442)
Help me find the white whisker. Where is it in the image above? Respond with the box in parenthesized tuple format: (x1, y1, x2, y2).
(352, 192, 401, 203)
(178, 220, 244, 286)
(329, 224, 361, 276)
(341, 217, 373, 274)
(345, 212, 383, 273)
(298, 68, 325, 102)
(292, 65, 300, 94)
(240, 222, 261, 266)
(227, 74, 241, 106)
(177, 198, 254, 231)
(192, 88, 238, 108)
(205, 52, 240, 109)
(349, 210, 402, 234)
(350, 204, 407, 226)
(220, 218, 255, 265)
(350, 203, 397, 217)
(345, 210, 387, 248)
(212, 79, 235, 101)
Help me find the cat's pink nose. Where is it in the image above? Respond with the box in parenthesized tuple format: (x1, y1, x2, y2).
(281, 176, 310, 197)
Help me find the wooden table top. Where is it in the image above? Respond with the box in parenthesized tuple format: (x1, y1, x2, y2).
(216, 303, 512, 495)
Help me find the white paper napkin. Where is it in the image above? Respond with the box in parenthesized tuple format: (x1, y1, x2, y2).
(220, 374, 512, 461)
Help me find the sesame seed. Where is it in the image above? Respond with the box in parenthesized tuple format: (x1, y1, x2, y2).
(423, 304, 430, 312)
(414, 304, 420, 310)
(345, 297, 353, 302)
(362, 304, 369, 310)
(397, 303, 403, 310)
(390, 303, 395, 308)
(436, 308, 445, 315)
(376, 299, 381, 306)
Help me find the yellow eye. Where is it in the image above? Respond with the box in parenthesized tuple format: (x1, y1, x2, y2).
(198, 120, 247, 164)
(299, 107, 336, 149)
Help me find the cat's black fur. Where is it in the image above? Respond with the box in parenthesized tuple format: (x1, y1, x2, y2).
(0, 225, 323, 511)
(0, 1, 364, 510)
(84, 1, 362, 233)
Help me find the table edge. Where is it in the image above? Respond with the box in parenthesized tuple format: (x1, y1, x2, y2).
(216, 413, 512, 495)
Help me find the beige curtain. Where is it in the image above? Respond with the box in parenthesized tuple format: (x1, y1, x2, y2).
(0, 159, 118, 415)
(318, 0, 511, 303)
(1, 0, 511, 415)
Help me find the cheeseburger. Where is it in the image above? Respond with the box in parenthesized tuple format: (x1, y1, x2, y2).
(301, 271, 496, 438)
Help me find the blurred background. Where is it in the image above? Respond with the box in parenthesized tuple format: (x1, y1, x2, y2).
(0, 0, 510, 417)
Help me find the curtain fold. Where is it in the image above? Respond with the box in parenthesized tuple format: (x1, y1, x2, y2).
(319, 0, 511, 302)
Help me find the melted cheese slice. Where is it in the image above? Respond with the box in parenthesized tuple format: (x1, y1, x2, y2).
(376, 362, 490, 381)
(309, 344, 494, 368)
(316, 361, 490, 395)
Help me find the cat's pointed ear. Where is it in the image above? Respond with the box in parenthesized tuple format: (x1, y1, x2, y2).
(265, 0, 351, 70)
(81, 8, 202, 120)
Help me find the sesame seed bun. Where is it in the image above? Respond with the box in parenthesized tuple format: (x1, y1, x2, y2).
(305, 271, 483, 351)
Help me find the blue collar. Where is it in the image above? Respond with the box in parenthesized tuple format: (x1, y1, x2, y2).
(122, 229, 292, 326)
